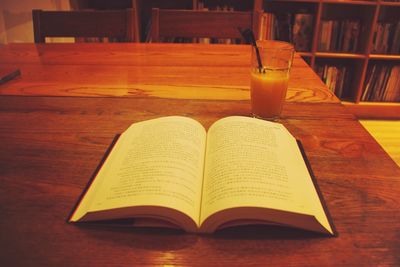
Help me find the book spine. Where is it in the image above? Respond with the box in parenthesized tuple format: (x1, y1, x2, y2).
(292, 13, 313, 52)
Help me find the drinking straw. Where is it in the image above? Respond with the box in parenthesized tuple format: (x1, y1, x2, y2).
(239, 28, 263, 73)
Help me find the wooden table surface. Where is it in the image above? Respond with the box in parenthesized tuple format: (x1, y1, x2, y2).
(0, 43, 399, 266)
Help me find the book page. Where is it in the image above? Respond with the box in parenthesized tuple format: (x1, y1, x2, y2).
(200, 116, 332, 234)
(71, 116, 206, 227)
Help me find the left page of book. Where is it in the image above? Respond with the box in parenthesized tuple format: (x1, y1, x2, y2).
(70, 116, 206, 231)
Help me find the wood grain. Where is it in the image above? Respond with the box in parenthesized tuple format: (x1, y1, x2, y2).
(0, 43, 337, 103)
(0, 96, 399, 267)
(0, 43, 399, 267)
(344, 102, 400, 119)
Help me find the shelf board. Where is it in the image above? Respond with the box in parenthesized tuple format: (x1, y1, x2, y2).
(322, 0, 377, 5)
(369, 54, 400, 60)
(357, 101, 400, 106)
(380, 1, 400, 6)
(315, 52, 366, 59)
(265, 0, 320, 3)
(343, 101, 400, 119)
(298, 52, 313, 57)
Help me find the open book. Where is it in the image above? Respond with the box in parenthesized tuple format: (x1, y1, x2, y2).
(69, 116, 335, 235)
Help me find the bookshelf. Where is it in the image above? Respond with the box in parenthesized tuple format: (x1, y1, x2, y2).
(256, 0, 400, 119)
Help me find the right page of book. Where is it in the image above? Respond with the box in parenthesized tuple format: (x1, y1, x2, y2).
(200, 116, 333, 234)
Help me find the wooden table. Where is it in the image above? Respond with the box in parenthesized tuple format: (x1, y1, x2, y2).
(0, 43, 399, 266)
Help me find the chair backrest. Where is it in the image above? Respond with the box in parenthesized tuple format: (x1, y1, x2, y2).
(150, 8, 261, 43)
(32, 9, 139, 43)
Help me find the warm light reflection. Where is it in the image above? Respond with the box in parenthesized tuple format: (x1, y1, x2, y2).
(161, 251, 176, 267)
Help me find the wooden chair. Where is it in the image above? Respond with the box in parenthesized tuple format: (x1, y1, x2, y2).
(32, 9, 140, 43)
(150, 8, 261, 43)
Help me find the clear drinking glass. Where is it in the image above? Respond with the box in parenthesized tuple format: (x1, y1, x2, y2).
(250, 40, 294, 120)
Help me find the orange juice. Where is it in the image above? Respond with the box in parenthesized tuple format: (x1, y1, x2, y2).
(250, 69, 289, 119)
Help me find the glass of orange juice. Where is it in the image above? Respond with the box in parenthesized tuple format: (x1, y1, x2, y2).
(250, 40, 294, 120)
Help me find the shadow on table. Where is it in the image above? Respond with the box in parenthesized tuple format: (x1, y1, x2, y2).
(72, 219, 328, 251)
(212, 224, 330, 240)
(73, 219, 193, 251)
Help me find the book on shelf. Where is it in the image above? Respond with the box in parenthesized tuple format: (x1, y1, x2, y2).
(389, 22, 400, 54)
(318, 20, 330, 52)
(275, 13, 293, 44)
(372, 21, 400, 54)
(361, 64, 400, 102)
(315, 63, 349, 99)
(259, 12, 276, 41)
(292, 13, 314, 52)
(318, 19, 360, 53)
(260, 11, 314, 52)
(69, 116, 336, 236)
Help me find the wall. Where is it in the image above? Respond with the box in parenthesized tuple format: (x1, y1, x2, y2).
(0, 0, 71, 43)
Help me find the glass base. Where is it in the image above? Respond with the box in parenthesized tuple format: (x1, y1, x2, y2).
(251, 113, 281, 122)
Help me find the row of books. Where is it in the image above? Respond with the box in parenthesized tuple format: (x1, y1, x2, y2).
(361, 64, 400, 102)
(315, 64, 350, 99)
(75, 37, 123, 43)
(371, 21, 400, 54)
(259, 12, 313, 52)
(318, 20, 360, 53)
